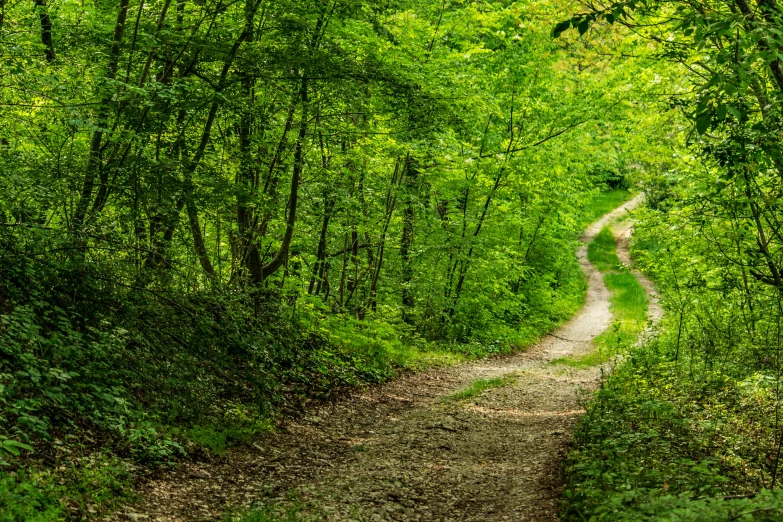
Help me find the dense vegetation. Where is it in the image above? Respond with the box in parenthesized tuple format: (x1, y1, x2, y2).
(10, 0, 783, 518)
(0, 0, 665, 519)
(559, 0, 783, 518)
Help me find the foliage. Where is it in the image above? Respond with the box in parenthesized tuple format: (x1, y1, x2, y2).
(0, 453, 133, 522)
(563, 344, 783, 520)
(0, 0, 677, 515)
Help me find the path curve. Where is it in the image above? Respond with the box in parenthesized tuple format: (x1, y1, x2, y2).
(127, 196, 654, 522)
(611, 200, 664, 325)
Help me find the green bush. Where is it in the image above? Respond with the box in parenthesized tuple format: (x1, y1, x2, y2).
(0, 453, 132, 522)
(563, 339, 783, 520)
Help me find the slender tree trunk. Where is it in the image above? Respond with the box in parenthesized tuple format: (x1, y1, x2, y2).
(369, 158, 403, 311)
(0, 0, 7, 34)
(73, 0, 131, 230)
(310, 128, 336, 296)
(310, 196, 336, 295)
(448, 167, 506, 318)
(400, 156, 418, 325)
(186, 196, 215, 276)
(180, 2, 263, 275)
(444, 186, 470, 302)
(256, 8, 333, 283)
(34, 0, 56, 62)
(356, 171, 373, 319)
(338, 232, 349, 308)
(257, 88, 299, 239)
(258, 75, 310, 283)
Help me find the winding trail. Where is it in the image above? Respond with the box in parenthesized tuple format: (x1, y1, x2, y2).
(128, 196, 657, 522)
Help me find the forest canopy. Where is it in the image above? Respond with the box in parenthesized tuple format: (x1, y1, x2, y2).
(0, 0, 663, 438)
(1, 0, 747, 519)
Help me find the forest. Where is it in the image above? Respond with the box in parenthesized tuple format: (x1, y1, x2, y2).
(3, 0, 783, 520)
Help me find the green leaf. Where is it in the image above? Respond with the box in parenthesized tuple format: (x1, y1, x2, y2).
(727, 105, 744, 120)
(553, 20, 571, 38)
(696, 112, 711, 134)
(605, 13, 615, 24)
(578, 19, 590, 35)
(2, 439, 33, 456)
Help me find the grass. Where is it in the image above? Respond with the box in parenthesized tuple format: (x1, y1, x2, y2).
(579, 189, 632, 230)
(554, 225, 648, 368)
(447, 374, 517, 401)
(587, 227, 622, 272)
(181, 419, 275, 456)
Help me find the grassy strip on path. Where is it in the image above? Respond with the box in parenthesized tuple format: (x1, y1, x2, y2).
(446, 374, 517, 402)
(553, 226, 647, 368)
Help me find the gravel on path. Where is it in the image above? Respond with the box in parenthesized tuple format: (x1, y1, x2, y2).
(126, 196, 653, 522)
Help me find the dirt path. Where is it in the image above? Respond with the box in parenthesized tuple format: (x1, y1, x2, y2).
(612, 214, 663, 325)
(127, 196, 653, 522)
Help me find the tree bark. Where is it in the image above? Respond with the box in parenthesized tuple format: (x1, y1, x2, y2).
(369, 158, 403, 311)
(309, 196, 336, 295)
(34, 0, 55, 62)
(258, 76, 309, 283)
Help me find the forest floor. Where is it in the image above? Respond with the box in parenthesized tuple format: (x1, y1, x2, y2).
(124, 196, 657, 522)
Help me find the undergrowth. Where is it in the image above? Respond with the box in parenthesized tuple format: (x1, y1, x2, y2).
(0, 189, 630, 521)
(562, 206, 783, 520)
(0, 452, 133, 521)
(563, 344, 783, 521)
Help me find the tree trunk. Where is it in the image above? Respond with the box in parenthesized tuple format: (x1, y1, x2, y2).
(310, 196, 336, 295)
(186, 196, 215, 276)
(258, 75, 310, 283)
(400, 156, 418, 325)
(236, 2, 263, 283)
(369, 158, 403, 311)
(73, 0, 131, 230)
(256, 9, 332, 283)
(34, 0, 55, 62)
